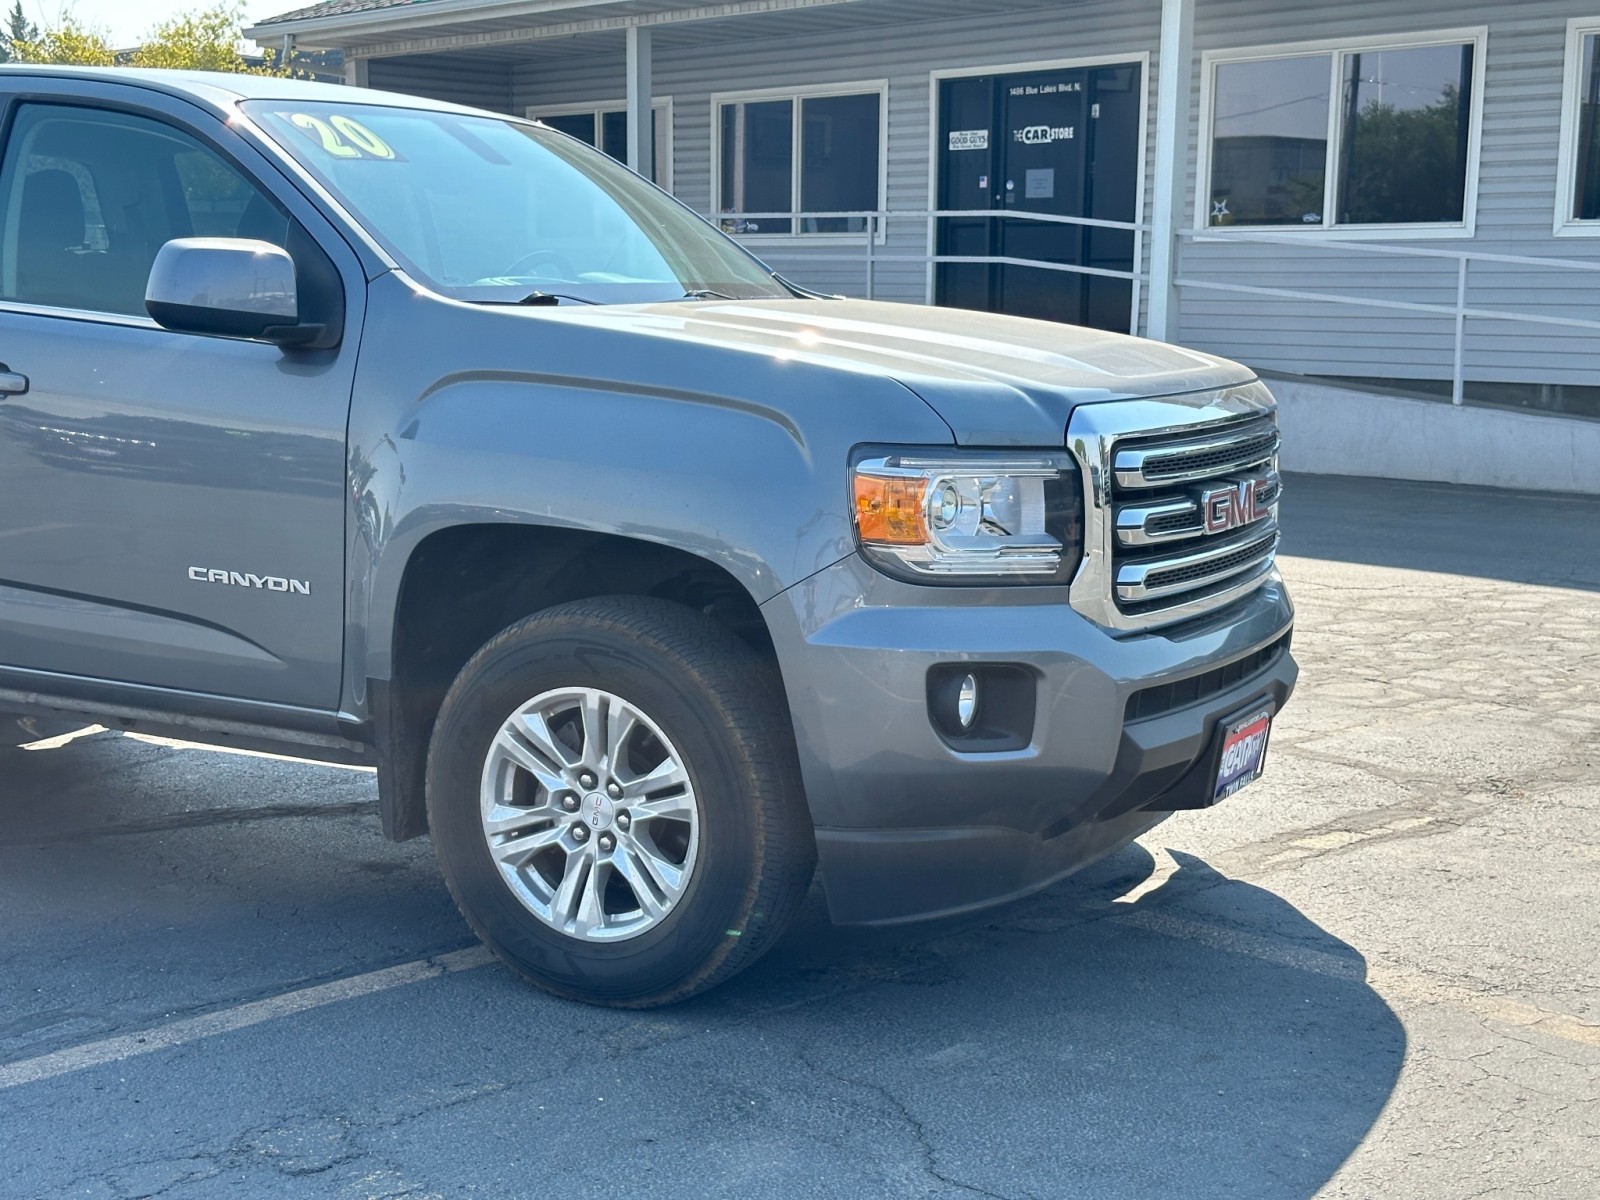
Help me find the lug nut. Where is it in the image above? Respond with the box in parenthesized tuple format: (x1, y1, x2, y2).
(561, 795, 580, 812)
(598, 833, 616, 852)
(579, 771, 597, 790)
(606, 781, 623, 799)
(616, 812, 631, 831)
(572, 824, 589, 842)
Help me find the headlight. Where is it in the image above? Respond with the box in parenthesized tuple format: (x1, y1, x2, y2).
(851, 449, 1084, 585)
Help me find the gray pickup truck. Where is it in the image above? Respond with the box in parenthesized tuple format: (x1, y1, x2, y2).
(0, 67, 1295, 1006)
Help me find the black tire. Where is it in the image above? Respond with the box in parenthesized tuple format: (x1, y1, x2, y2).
(425, 595, 815, 1007)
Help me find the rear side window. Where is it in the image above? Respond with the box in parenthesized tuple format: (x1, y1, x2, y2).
(0, 104, 289, 317)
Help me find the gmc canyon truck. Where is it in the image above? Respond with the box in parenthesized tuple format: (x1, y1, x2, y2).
(0, 68, 1295, 1007)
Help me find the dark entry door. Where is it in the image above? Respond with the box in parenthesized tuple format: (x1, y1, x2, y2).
(937, 62, 1142, 331)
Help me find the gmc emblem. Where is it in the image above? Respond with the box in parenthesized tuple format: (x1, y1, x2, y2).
(1202, 477, 1274, 536)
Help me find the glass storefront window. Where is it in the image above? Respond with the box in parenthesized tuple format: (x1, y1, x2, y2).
(1337, 44, 1474, 225)
(1573, 33, 1600, 222)
(799, 93, 880, 233)
(1207, 37, 1477, 230)
(1210, 54, 1331, 227)
(717, 89, 882, 236)
(719, 98, 794, 234)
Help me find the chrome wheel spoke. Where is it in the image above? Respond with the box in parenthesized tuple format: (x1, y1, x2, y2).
(550, 848, 594, 931)
(605, 707, 638, 774)
(579, 691, 609, 768)
(515, 710, 580, 775)
(492, 728, 567, 796)
(612, 846, 669, 920)
(629, 791, 694, 822)
(625, 835, 686, 899)
(489, 823, 566, 868)
(483, 803, 552, 836)
(621, 757, 688, 799)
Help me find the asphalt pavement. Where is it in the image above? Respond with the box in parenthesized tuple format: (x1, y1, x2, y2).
(2, 473, 1596, 1199)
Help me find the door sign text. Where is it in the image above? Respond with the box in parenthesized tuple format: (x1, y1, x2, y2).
(1014, 125, 1075, 145)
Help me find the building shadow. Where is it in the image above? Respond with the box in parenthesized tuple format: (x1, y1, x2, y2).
(1279, 472, 1600, 591)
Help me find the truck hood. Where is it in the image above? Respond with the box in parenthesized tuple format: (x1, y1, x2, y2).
(550, 297, 1257, 445)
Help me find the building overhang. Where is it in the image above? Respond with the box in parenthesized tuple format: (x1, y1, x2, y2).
(245, 0, 1079, 57)
(245, 0, 872, 53)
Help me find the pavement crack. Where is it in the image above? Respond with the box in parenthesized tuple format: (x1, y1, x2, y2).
(782, 1036, 1026, 1199)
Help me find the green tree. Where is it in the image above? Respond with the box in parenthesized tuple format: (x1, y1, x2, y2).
(10, 18, 116, 66)
(128, 3, 284, 75)
(0, 2, 40, 63)
(12, 4, 288, 75)
(1337, 86, 1468, 225)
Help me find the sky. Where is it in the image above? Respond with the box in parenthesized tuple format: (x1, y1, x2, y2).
(15, 1, 290, 48)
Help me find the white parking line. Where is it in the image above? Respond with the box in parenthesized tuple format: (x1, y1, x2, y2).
(0, 947, 495, 1091)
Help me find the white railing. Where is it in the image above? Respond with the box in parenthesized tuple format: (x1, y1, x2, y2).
(1177, 230, 1600, 406)
(707, 212, 1600, 407)
(709, 208, 1150, 335)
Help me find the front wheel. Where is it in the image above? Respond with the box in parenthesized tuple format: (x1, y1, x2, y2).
(426, 596, 815, 1007)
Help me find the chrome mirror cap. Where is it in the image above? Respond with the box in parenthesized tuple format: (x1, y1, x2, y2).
(145, 237, 303, 343)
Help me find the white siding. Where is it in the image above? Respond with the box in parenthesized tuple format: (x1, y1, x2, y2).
(368, 53, 514, 111)
(1179, 0, 1600, 387)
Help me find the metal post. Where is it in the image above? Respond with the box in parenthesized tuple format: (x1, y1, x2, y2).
(1146, 0, 1195, 343)
(865, 215, 876, 300)
(1453, 258, 1468, 406)
(625, 25, 654, 181)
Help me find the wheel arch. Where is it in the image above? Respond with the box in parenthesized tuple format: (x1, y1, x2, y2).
(371, 520, 782, 841)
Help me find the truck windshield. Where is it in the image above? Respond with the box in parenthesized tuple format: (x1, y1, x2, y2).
(244, 100, 792, 305)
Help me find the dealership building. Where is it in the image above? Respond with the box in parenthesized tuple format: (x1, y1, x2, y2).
(249, 0, 1600, 494)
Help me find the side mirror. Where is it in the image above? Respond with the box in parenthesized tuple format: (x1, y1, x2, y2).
(145, 238, 324, 347)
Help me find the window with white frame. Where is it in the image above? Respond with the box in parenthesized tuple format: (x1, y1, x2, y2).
(527, 102, 670, 187)
(714, 85, 884, 236)
(1557, 20, 1600, 231)
(1203, 32, 1483, 232)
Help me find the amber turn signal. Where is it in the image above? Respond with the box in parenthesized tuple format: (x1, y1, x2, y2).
(854, 475, 929, 545)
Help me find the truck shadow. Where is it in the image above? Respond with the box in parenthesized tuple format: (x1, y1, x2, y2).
(694, 845, 1405, 1199)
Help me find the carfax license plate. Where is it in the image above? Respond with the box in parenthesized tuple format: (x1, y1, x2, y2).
(1214, 707, 1273, 802)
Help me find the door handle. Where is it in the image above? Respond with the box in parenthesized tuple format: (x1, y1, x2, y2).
(0, 367, 28, 396)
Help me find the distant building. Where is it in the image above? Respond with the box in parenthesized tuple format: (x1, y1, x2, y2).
(247, 0, 1600, 493)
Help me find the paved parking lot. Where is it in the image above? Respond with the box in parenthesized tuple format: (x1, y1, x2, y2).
(2, 474, 1596, 1200)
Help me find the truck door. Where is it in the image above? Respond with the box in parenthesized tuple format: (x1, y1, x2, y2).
(0, 95, 359, 710)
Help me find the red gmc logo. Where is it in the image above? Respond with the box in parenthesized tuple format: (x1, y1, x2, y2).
(1202, 477, 1273, 536)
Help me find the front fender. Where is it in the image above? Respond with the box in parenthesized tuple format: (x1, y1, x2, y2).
(342, 274, 954, 709)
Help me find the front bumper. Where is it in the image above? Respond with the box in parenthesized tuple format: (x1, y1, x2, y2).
(761, 554, 1296, 925)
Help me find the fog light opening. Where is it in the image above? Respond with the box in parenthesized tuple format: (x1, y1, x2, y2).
(927, 664, 1036, 752)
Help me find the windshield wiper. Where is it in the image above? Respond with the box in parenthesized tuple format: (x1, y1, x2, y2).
(465, 290, 601, 307)
(515, 290, 600, 306)
(681, 288, 739, 301)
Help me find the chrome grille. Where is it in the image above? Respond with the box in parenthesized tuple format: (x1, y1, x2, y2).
(1067, 384, 1284, 632)
(1114, 425, 1279, 487)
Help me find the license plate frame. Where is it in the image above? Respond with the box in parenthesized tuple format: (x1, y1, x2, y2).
(1213, 704, 1274, 802)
